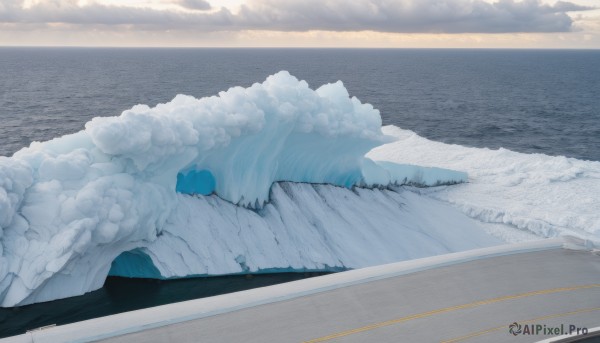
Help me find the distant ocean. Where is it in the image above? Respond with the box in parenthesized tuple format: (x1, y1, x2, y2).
(1, 48, 599, 161)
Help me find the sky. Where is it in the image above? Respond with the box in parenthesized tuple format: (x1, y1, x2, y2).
(0, 0, 599, 48)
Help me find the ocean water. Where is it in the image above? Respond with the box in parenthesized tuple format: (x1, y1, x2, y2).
(0, 273, 328, 338)
(1, 48, 599, 161)
(1, 48, 599, 337)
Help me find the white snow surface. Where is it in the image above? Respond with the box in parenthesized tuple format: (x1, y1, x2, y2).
(369, 126, 600, 242)
(133, 183, 500, 279)
(0, 72, 470, 307)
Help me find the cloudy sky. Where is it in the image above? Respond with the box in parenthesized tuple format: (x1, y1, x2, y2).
(1, 0, 599, 48)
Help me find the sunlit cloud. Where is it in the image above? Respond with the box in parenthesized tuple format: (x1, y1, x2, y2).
(1, 0, 595, 32)
(0, 0, 598, 47)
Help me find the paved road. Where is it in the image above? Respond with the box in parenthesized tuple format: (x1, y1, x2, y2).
(98, 248, 600, 343)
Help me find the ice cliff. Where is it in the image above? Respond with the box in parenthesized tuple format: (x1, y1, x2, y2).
(0, 72, 471, 306)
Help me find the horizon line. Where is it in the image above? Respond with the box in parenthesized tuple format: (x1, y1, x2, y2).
(1, 46, 599, 50)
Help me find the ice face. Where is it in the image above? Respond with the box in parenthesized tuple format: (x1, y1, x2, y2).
(0, 72, 467, 306)
(108, 183, 501, 280)
(176, 170, 216, 196)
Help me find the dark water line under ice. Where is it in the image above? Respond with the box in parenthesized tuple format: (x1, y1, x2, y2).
(0, 272, 329, 339)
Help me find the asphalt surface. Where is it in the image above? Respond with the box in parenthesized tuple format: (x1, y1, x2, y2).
(97, 248, 600, 343)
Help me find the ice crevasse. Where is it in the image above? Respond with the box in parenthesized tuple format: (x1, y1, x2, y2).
(0, 71, 473, 306)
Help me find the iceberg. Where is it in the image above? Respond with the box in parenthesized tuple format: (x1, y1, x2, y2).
(0, 72, 473, 307)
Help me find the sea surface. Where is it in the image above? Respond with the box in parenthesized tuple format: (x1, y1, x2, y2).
(1, 48, 599, 161)
(0, 273, 328, 338)
(1, 48, 599, 337)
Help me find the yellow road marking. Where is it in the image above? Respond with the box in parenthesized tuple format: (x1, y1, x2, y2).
(441, 307, 600, 343)
(303, 284, 600, 343)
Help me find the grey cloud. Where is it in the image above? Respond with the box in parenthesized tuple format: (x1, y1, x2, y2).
(0, 0, 231, 28)
(0, 0, 595, 33)
(237, 0, 595, 33)
(177, 0, 212, 11)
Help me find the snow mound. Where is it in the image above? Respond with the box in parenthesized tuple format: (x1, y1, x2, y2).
(0, 72, 467, 306)
(369, 126, 600, 242)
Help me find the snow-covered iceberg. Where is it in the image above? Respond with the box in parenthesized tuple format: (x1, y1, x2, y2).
(0, 72, 472, 307)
